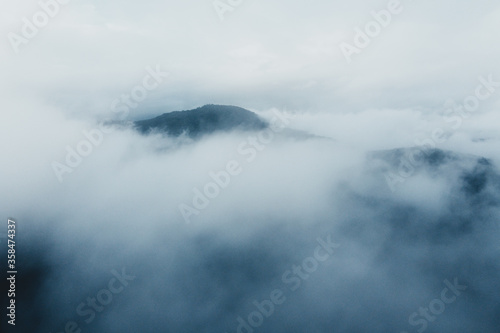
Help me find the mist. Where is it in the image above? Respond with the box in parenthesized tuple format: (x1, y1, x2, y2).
(0, 98, 499, 332)
(1, 0, 500, 332)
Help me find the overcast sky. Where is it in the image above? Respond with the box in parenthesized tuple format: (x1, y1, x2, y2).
(1, 0, 500, 118)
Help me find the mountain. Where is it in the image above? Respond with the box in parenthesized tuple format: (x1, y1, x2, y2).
(369, 147, 500, 201)
(134, 104, 268, 138)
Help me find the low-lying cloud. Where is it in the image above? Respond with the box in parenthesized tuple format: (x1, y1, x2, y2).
(1, 99, 499, 332)
(2, 1, 500, 331)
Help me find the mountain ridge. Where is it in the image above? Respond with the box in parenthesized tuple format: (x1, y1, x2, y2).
(134, 104, 268, 138)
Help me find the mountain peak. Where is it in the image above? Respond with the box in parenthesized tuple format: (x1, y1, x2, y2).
(134, 104, 268, 138)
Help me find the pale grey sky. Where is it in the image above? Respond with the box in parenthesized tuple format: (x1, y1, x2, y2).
(1, 0, 500, 118)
